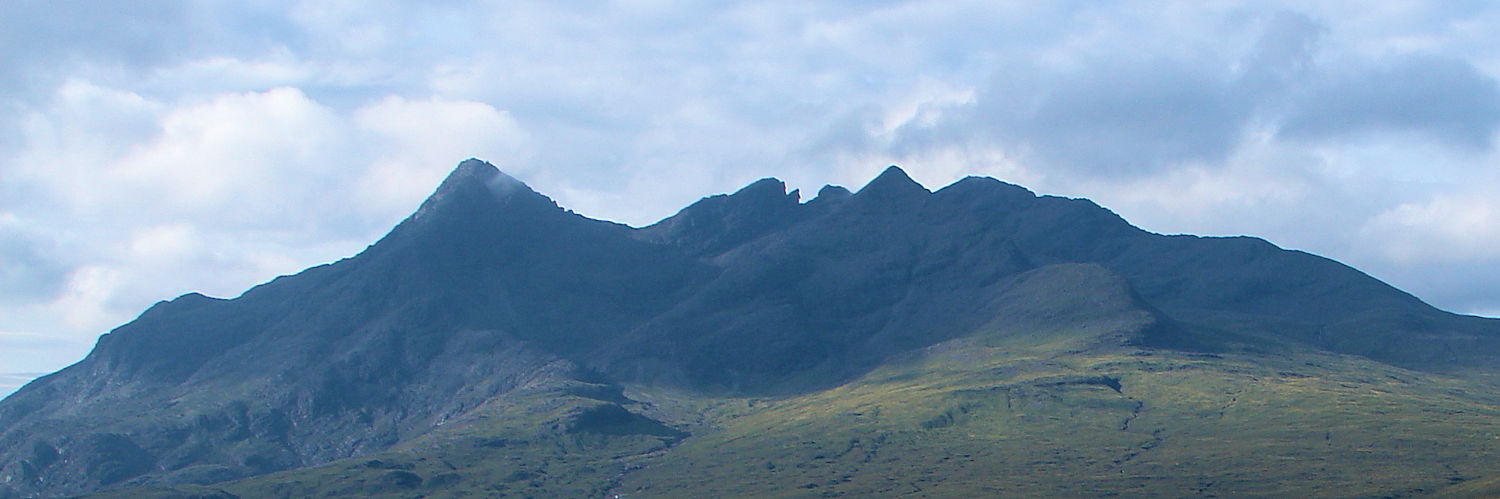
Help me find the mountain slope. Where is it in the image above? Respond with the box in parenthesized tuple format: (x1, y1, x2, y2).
(95, 265, 1500, 497)
(2, 159, 1499, 498)
(616, 328, 1500, 497)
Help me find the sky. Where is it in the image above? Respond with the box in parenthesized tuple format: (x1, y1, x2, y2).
(3, 1, 1500, 397)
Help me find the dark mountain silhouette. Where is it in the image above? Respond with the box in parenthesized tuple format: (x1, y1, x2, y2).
(2, 159, 1498, 498)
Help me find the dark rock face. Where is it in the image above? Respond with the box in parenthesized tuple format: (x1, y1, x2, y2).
(2, 159, 1497, 497)
(637, 177, 807, 257)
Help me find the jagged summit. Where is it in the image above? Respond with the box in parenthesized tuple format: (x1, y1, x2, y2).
(813, 184, 852, 202)
(450, 157, 501, 181)
(846, 165, 930, 212)
(409, 159, 557, 224)
(734, 177, 796, 200)
(928, 175, 1039, 215)
(861, 165, 926, 192)
(429, 158, 511, 200)
(639, 176, 804, 256)
(938, 175, 1036, 199)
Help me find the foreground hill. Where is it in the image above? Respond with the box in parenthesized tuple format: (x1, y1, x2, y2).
(3, 159, 1499, 498)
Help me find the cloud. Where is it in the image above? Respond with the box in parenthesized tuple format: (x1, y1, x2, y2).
(1279, 55, 1500, 149)
(0, 216, 69, 304)
(0, 2, 188, 83)
(10, 79, 163, 177)
(353, 95, 531, 217)
(1352, 190, 1500, 318)
(1236, 10, 1326, 95)
(15, 83, 529, 236)
(806, 11, 1269, 177)
(109, 88, 350, 226)
(851, 7, 1500, 182)
(0, 1, 305, 102)
(1360, 192, 1500, 265)
(1001, 58, 1250, 176)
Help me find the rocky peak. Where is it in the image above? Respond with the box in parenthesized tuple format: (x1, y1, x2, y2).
(639, 177, 805, 257)
(928, 175, 1038, 215)
(734, 177, 798, 202)
(814, 184, 852, 202)
(844, 165, 930, 214)
(405, 159, 560, 226)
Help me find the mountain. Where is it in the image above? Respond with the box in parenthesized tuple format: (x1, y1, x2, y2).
(4, 159, 1500, 498)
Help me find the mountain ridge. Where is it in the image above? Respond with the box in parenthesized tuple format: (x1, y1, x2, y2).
(3, 159, 1499, 498)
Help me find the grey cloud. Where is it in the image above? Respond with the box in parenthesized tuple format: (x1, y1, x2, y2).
(803, 105, 884, 157)
(874, 54, 1259, 178)
(1012, 60, 1250, 175)
(1236, 11, 1325, 99)
(0, 229, 67, 305)
(1279, 55, 1500, 150)
(861, 13, 1277, 176)
(867, 8, 1500, 179)
(0, 2, 188, 69)
(0, 1, 307, 155)
(0, 1, 306, 98)
(0, 1, 304, 66)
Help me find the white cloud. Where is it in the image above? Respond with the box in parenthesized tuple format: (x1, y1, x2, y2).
(49, 266, 127, 332)
(11, 80, 163, 191)
(145, 53, 317, 95)
(352, 95, 531, 216)
(1361, 192, 1500, 265)
(110, 88, 348, 222)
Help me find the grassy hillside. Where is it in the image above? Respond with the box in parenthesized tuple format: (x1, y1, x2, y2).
(99, 303, 1500, 498)
(619, 341, 1500, 498)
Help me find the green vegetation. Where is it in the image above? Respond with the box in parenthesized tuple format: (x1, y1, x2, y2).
(104, 327, 1500, 498)
(621, 343, 1500, 497)
(91, 377, 684, 498)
